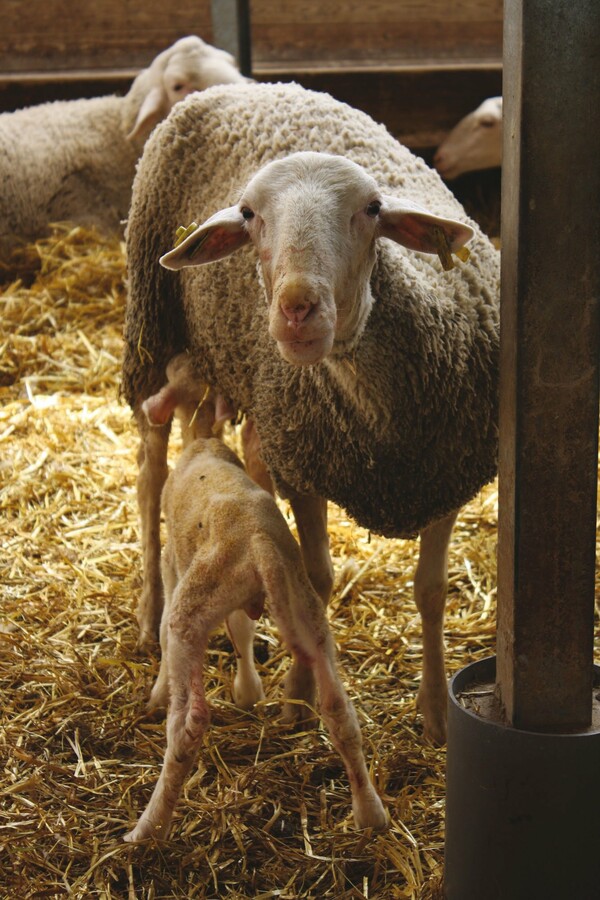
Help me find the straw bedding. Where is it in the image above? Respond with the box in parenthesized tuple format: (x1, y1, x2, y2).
(1, 226, 597, 899)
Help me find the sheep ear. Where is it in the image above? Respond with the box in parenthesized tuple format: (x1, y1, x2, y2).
(377, 196, 474, 259)
(160, 207, 250, 270)
(128, 86, 167, 141)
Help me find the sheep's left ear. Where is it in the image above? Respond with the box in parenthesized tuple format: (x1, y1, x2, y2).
(377, 196, 474, 258)
(127, 86, 167, 141)
(160, 207, 250, 270)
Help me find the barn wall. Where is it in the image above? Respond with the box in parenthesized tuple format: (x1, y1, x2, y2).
(0, 0, 503, 149)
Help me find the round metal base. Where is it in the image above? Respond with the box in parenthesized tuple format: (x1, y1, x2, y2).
(444, 656, 600, 900)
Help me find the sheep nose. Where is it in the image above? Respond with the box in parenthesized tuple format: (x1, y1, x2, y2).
(278, 278, 317, 323)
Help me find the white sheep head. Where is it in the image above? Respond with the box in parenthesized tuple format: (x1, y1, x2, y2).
(161, 152, 474, 366)
(433, 97, 503, 181)
(127, 36, 245, 142)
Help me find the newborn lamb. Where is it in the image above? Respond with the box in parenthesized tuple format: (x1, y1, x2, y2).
(124, 355, 387, 842)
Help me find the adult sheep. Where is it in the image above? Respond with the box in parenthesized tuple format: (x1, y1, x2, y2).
(434, 96, 503, 180)
(122, 82, 500, 745)
(0, 36, 244, 254)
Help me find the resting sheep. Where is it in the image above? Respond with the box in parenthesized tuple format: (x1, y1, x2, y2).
(124, 354, 387, 841)
(434, 97, 503, 180)
(0, 35, 244, 253)
(122, 82, 500, 746)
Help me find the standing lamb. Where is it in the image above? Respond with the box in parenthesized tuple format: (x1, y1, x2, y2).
(434, 96, 503, 180)
(124, 355, 387, 841)
(0, 35, 244, 254)
(122, 82, 500, 746)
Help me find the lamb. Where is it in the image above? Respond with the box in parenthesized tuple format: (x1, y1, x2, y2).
(0, 36, 244, 254)
(434, 97, 503, 180)
(124, 354, 387, 842)
(122, 82, 500, 746)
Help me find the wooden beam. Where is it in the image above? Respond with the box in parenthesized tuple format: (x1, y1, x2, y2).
(496, 0, 600, 730)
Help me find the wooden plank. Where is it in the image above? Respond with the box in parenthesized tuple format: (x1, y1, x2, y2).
(0, 0, 502, 73)
(0, 0, 213, 72)
(496, 0, 600, 730)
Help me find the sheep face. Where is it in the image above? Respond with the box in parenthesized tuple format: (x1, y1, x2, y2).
(128, 36, 244, 141)
(161, 152, 474, 365)
(434, 97, 503, 180)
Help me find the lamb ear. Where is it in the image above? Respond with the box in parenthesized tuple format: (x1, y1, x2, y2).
(377, 196, 474, 256)
(160, 207, 250, 270)
(127, 86, 167, 141)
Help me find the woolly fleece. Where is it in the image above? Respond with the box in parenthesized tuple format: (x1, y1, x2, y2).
(123, 81, 500, 538)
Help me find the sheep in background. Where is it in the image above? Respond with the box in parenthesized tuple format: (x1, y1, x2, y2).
(122, 82, 500, 746)
(0, 36, 244, 254)
(124, 355, 387, 842)
(434, 97, 503, 180)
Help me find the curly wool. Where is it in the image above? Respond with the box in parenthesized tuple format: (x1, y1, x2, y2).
(123, 81, 500, 538)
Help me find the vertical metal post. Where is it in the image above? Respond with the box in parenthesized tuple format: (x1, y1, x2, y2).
(497, 0, 600, 730)
(211, 0, 252, 77)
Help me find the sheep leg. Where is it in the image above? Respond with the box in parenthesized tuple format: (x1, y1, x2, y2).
(135, 417, 171, 648)
(147, 545, 178, 712)
(124, 635, 210, 843)
(414, 510, 457, 745)
(271, 579, 386, 831)
(241, 418, 274, 494)
(282, 492, 334, 723)
(226, 610, 265, 709)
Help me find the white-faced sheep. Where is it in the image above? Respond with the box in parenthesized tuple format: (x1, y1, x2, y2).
(122, 82, 500, 746)
(124, 354, 387, 842)
(0, 35, 244, 254)
(433, 96, 503, 180)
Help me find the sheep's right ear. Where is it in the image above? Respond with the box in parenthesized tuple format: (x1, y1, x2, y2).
(160, 207, 250, 270)
(127, 86, 167, 141)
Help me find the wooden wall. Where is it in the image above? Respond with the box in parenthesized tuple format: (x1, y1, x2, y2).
(0, 0, 503, 150)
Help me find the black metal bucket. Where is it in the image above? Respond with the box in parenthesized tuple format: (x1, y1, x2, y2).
(444, 656, 600, 900)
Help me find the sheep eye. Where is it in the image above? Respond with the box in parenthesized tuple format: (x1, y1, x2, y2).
(241, 206, 255, 220)
(366, 200, 381, 217)
(480, 116, 495, 128)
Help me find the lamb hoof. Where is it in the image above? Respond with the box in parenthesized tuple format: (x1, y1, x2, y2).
(281, 698, 318, 729)
(136, 628, 159, 652)
(147, 683, 168, 714)
(232, 672, 265, 710)
(124, 817, 168, 843)
(353, 790, 388, 832)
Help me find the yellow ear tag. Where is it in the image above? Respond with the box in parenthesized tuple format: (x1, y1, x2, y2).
(431, 225, 472, 269)
(174, 221, 199, 248)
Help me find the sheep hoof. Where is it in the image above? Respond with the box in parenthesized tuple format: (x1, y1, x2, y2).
(353, 790, 388, 832)
(417, 686, 447, 746)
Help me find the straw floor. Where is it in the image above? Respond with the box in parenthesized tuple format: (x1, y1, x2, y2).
(1, 226, 597, 899)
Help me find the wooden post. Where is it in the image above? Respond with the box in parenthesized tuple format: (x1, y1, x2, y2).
(211, 0, 252, 77)
(497, 0, 600, 730)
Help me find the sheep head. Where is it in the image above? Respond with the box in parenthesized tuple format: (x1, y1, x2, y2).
(160, 153, 474, 366)
(434, 96, 503, 180)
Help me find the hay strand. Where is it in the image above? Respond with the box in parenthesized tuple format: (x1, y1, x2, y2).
(1, 225, 598, 899)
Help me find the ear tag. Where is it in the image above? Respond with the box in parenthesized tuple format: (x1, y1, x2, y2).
(431, 225, 455, 271)
(431, 225, 471, 270)
(174, 221, 199, 247)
